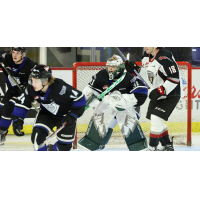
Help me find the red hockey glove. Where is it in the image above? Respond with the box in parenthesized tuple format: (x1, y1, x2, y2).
(149, 86, 165, 101)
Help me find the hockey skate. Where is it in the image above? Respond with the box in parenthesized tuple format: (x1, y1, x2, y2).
(158, 137, 174, 151)
(0, 130, 8, 145)
(145, 146, 157, 151)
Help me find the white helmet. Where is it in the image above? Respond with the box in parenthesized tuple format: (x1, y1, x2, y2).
(106, 54, 124, 80)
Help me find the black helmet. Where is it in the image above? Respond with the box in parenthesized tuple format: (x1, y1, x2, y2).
(11, 47, 27, 57)
(28, 65, 52, 85)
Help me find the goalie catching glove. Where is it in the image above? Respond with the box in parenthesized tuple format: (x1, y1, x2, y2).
(109, 91, 138, 111)
(149, 86, 166, 101)
(12, 118, 24, 136)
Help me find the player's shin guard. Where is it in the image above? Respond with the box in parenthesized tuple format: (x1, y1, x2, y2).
(122, 122, 147, 151)
(78, 119, 113, 151)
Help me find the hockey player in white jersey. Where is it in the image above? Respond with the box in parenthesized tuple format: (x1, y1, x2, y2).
(78, 55, 148, 151)
(125, 47, 183, 151)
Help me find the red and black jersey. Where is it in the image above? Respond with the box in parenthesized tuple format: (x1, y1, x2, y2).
(140, 48, 183, 98)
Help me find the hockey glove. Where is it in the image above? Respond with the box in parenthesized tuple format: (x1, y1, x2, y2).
(61, 114, 76, 128)
(16, 85, 26, 96)
(13, 118, 24, 136)
(125, 60, 140, 74)
(149, 86, 166, 101)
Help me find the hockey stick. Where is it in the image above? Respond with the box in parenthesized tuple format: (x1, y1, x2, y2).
(115, 47, 150, 89)
(85, 72, 126, 110)
(1, 62, 39, 112)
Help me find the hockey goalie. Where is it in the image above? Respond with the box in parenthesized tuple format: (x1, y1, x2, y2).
(78, 55, 149, 151)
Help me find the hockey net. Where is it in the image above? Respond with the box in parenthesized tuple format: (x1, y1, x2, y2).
(73, 62, 192, 148)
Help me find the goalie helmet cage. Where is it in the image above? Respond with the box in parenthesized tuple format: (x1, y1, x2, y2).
(72, 62, 192, 149)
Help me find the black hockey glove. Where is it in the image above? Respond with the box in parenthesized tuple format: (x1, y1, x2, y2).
(12, 118, 24, 136)
(16, 85, 26, 96)
(61, 114, 76, 128)
(149, 86, 166, 101)
(125, 60, 141, 74)
(0, 50, 5, 63)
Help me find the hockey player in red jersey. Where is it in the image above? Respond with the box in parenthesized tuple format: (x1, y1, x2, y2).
(125, 47, 183, 151)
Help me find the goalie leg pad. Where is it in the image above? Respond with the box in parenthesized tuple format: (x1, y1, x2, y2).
(78, 118, 103, 151)
(78, 119, 114, 151)
(123, 122, 147, 151)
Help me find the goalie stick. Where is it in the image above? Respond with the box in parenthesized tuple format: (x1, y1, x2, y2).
(115, 47, 150, 89)
(1, 62, 39, 112)
(85, 72, 126, 110)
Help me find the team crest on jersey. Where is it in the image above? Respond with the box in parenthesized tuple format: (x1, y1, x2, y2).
(147, 71, 155, 84)
(103, 85, 108, 90)
(59, 85, 66, 95)
(34, 96, 39, 99)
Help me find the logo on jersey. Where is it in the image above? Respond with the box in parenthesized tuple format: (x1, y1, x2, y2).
(41, 102, 60, 115)
(70, 90, 78, 99)
(34, 96, 39, 99)
(147, 71, 155, 84)
(8, 75, 21, 87)
(59, 85, 66, 95)
(159, 56, 173, 62)
(103, 85, 108, 90)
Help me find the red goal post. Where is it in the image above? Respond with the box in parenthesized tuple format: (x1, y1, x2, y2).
(72, 62, 192, 148)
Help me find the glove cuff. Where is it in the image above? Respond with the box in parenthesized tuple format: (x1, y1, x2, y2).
(157, 86, 165, 95)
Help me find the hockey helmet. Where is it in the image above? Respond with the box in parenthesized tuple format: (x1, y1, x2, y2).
(11, 47, 27, 57)
(28, 64, 52, 85)
(106, 54, 124, 80)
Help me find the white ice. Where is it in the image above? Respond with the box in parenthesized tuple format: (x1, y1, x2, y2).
(1, 134, 200, 151)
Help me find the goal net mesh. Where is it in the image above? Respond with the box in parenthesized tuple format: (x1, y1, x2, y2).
(73, 62, 191, 145)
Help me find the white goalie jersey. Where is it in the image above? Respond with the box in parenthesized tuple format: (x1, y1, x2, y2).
(139, 48, 184, 98)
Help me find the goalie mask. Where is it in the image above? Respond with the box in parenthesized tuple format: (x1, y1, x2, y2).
(28, 65, 52, 85)
(106, 54, 125, 80)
